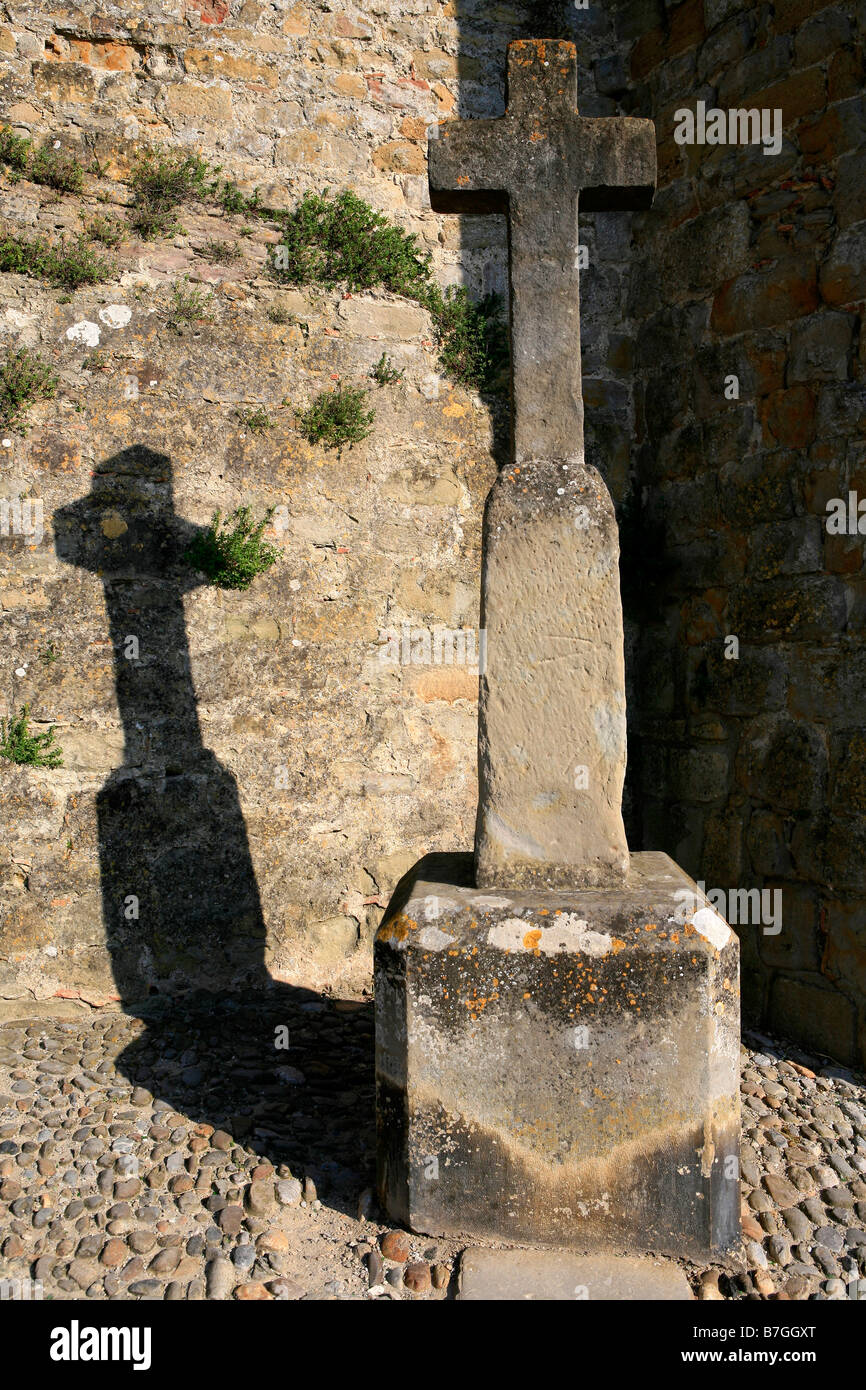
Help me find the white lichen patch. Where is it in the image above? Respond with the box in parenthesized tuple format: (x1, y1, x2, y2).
(98, 304, 132, 329)
(416, 925, 457, 951)
(692, 906, 731, 951)
(66, 320, 100, 347)
(487, 913, 613, 956)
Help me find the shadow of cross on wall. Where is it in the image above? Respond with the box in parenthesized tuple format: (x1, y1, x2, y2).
(54, 445, 270, 1005)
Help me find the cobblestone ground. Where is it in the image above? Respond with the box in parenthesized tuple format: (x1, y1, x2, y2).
(0, 997, 864, 1301)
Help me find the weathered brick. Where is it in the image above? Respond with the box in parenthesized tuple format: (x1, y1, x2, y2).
(411, 48, 480, 82)
(711, 261, 818, 335)
(834, 149, 866, 228)
(773, 0, 832, 33)
(165, 82, 234, 122)
(820, 904, 866, 1014)
(187, 0, 229, 22)
(747, 516, 823, 580)
(820, 224, 866, 307)
(794, 11, 852, 66)
(275, 130, 363, 170)
(736, 716, 827, 813)
(798, 97, 866, 165)
(752, 65, 825, 125)
(337, 298, 428, 339)
(372, 140, 425, 175)
(828, 47, 865, 103)
(728, 576, 847, 641)
(32, 60, 98, 103)
(760, 385, 816, 448)
(788, 311, 854, 383)
(183, 49, 278, 86)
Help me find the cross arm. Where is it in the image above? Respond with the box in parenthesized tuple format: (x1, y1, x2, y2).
(428, 118, 509, 215)
(575, 117, 657, 211)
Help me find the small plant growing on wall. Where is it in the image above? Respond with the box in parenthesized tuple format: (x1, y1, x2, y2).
(0, 129, 86, 193)
(30, 141, 85, 194)
(234, 406, 274, 433)
(0, 348, 58, 431)
(269, 187, 508, 395)
(0, 705, 64, 768)
(271, 189, 432, 298)
(200, 238, 241, 264)
(427, 285, 509, 393)
(165, 278, 214, 331)
(84, 214, 124, 248)
(296, 385, 375, 450)
(0, 232, 114, 291)
(0, 125, 31, 178)
(185, 507, 281, 590)
(370, 352, 403, 386)
(130, 147, 217, 239)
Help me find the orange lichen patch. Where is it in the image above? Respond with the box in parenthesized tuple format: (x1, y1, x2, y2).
(539, 908, 549, 915)
(611, 938, 627, 954)
(669, 931, 680, 945)
(523, 991, 531, 999)
(523, 929, 542, 950)
(378, 914, 410, 943)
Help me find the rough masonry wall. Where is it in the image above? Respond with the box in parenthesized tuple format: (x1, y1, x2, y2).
(0, 0, 863, 1071)
(617, 0, 866, 1066)
(0, 1, 619, 1004)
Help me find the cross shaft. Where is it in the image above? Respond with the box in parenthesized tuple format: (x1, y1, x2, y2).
(429, 40, 655, 463)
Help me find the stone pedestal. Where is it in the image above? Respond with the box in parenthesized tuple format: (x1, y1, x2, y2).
(375, 851, 740, 1262)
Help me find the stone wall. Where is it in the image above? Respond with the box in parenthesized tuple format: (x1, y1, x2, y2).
(0, 0, 863, 1067)
(615, 0, 866, 1067)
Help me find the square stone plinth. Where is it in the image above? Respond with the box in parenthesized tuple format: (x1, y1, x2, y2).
(375, 851, 740, 1261)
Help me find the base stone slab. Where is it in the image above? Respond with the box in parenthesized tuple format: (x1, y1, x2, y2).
(457, 1249, 694, 1301)
(375, 851, 740, 1262)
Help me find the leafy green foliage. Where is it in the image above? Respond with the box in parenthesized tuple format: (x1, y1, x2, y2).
(269, 188, 507, 393)
(0, 232, 114, 290)
(370, 351, 403, 386)
(0, 129, 86, 193)
(235, 406, 273, 433)
(296, 385, 375, 450)
(130, 147, 218, 239)
(0, 125, 31, 177)
(1, 705, 64, 768)
(85, 214, 124, 248)
(271, 189, 432, 298)
(30, 142, 85, 194)
(219, 180, 261, 216)
(165, 278, 214, 330)
(427, 286, 509, 393)
(200, 237, 240, 264)
(185, 507, 281, 590)
(0, 348, 58, 430)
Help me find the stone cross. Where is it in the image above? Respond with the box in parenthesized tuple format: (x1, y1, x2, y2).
(429, 40, 656, 890)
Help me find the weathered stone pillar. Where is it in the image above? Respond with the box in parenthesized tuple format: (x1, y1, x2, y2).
(375, 40, 741, 1263)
